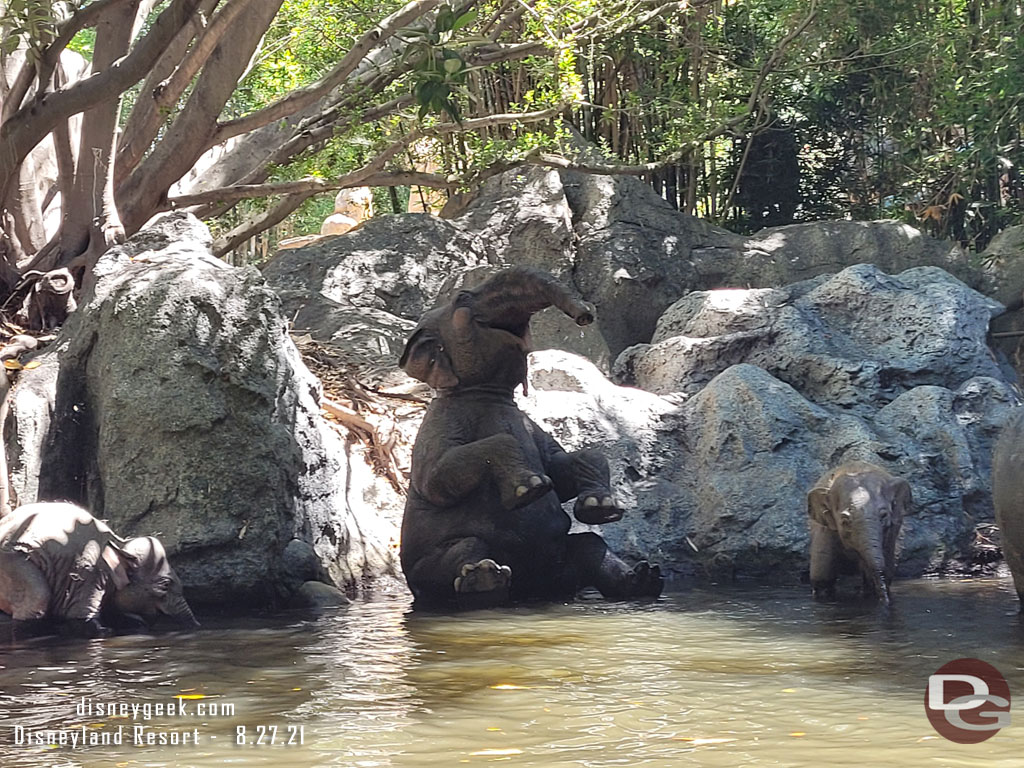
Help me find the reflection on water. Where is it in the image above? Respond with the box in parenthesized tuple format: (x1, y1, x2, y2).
(1, 578, 1023, 767)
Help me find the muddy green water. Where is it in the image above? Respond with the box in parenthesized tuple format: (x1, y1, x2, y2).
(1, 579, 1023, 768)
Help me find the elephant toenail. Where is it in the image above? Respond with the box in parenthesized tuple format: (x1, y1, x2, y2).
(584, 496, 598, 507)
(529, 476, 543, 487)
(601, 496, 614, 507)
(515, 485, 529, 497)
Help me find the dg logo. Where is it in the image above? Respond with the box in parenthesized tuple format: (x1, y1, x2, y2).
(925, 658, 1011, 743)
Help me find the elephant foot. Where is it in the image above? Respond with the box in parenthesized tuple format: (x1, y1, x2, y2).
(56, 618, 111, 639)
(573, 493, 624, 525)
(11, 618, 52, 641)
(626, 561, 663, 598)
(811, 582, 837, 601)
(601, 561, 664, 600)
(502, 473, 552, 510)
(454, 559, 512, 610)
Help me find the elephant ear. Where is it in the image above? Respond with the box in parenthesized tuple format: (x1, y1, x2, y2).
(886, 477, 913, 522)
(807, 486, 836, 530)
(399, 329, 459, 390)
(101, 544, 139, 590)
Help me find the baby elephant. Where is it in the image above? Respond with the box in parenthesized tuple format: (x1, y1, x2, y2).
(806, 462, 911, 604)
(0, 502, 198, 638)
(399, 266, 662, 608)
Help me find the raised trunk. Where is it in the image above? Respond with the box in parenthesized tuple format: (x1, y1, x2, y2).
(466, 267, 594, 331)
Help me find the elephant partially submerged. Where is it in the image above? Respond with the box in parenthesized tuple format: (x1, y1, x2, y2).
(807, 462, 912, 604)
(992, 408, 1024, 610)
(399, 267, 662, 609)
(0, 502, 198, 637)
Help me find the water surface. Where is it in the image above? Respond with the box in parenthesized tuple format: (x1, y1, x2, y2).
(1, 578, 1022, 767)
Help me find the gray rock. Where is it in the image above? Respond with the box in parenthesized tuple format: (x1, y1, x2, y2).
(291, 580, 351, 609)
(451, 167, 575, 276)
(616, 265, 1005, 413)
(7, 212, 400, 606)
(263, 213, 490, 321)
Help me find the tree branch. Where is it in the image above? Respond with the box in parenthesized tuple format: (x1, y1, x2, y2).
(0, 0, 205, 204)
(116, 0, 225, 183)
(211, 192, 311, 257)
(172, 107, 560, 210)
(211, 0, 447, 144)
(1, 0, 137, 123)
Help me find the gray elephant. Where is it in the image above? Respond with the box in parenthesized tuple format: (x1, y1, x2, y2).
(806, 461, 911, 604)
(0, 502, 198, 637)
(399, 266, 662, 609)
(992, 408, 1024, 609)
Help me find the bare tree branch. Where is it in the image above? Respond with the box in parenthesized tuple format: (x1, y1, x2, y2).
(0, 0, 205, 204)
(116, 0, 284, 234)
(116, 0, 225, 183)
(1, 0, 137, 123)
(173, 106, 560, 210)
(211, 0, 447, 144)
(211, 192, 311, 257)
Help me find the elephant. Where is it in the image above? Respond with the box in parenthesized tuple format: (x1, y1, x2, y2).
(992, 408, 1024, 609)
(398, 266, 663, 609)
(0, 502, 198, 637)
(806, 461, 911, 604)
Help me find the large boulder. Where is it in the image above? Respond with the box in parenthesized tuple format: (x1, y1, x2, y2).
(563, 170, 977, 358)
(615, 264, 1005, 408)
(7, 213, 402, 606)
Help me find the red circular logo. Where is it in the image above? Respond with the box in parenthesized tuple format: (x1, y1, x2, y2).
(925, 658, 1011, 743)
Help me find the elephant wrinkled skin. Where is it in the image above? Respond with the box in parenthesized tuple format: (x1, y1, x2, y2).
(399, 267, 663, 609)
(0, 502, 198, 637)
(807, 461, 911, 604)
(992, 409, 1024, 610)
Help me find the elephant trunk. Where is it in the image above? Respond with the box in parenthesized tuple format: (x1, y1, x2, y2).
(465, 267, 594, 330)
(165, 594, 200, 628)
(859, 530, 890, 604)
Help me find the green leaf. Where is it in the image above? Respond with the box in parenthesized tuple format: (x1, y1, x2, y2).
(443, 56, 462, 74)
(435, 5, 456, 33)
(451, 9, 477, 33)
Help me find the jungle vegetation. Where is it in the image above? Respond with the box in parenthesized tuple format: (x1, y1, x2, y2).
(0, 0, 1021, 287)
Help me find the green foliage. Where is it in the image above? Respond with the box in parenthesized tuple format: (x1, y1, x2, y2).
(0, 0, 57, 54)
(404, 4, 480, 122)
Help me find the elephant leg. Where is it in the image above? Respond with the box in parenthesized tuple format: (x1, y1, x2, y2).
(809, 523, 839, 600)
(420, 434, 552, 511)
(406, 537, 512, 610)
(548, 449, 623, 525)
(567, 532, 662, 599)
(0, 551, 50, 621)
(56, 618, 110, 638)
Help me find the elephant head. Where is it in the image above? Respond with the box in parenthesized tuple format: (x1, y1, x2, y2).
(807, 463, 911, 603)
(399, 267, 594, 393)
(107, 536, 199, 628)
